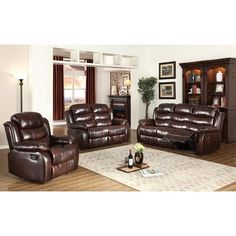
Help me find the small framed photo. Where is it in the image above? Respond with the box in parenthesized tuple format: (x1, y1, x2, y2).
(215, 84, 224, 93)
(159, 61, 176, 79)
(212, 96, 220, 106)
(119, 86, 128, 96)
(122, 74, 130, 85)
(159, 82, 176, 99)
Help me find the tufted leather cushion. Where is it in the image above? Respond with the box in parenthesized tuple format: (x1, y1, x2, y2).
(11, 112, 48, 141)
(153, 104, 176, 127)
(91, 104, 112, 126)
(50, 144, 78, 165)
(69, 104, 96, 127)
(88, 127, 109, 139)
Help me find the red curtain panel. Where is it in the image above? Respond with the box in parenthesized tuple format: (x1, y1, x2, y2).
(53, 56, 64, 120)
(86, 59, 96, 104)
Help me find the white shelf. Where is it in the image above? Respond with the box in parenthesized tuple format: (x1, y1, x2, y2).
(53, 48, 138, 69)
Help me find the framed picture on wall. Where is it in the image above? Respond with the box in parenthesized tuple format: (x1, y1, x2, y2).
(159, 61, 176, 79)
(159, 82, 176, 99)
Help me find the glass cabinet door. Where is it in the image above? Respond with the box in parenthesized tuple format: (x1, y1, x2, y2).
(206, 66, 226, 108)
(183, 68, 203, 105)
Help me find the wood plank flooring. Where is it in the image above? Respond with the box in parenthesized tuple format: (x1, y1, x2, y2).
(0, 126, 236, 191)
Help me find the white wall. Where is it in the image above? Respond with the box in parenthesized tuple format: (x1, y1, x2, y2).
(28, 45, 53, 127)
(0, 45, 29, 148)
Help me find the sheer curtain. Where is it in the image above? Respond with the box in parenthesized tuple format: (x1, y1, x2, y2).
(86, 59, 96, 104)
(53, 56, 64, 120)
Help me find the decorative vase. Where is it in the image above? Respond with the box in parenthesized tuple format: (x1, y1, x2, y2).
(135, 152, 143, 164)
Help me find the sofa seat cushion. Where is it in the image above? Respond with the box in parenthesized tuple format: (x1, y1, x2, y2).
(50, 144, 78, 165)
(165, 128, 197, 143)
(139, 126, 175, 138)
(108, 125, 127, 136)
(88, 127, 109, 139)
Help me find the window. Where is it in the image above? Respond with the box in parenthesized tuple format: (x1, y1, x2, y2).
(64, 65, 86, 111)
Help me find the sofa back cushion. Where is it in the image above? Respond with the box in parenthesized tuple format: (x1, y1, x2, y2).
(153, 103, 176, 127)
(91, 104, 112, 126)
(11, 112, 49, 142)
(187, 106, 218, 131)
(69, 104, 95, 128)
(170, 104, 194, 129)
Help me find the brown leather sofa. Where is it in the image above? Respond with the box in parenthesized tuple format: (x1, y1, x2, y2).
(4, 112, 79, 183)
(65, 104, 129, 149)
(137, 103, 225, 155)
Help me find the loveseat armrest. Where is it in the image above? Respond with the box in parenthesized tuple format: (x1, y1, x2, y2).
(50, 135, 75, 145)
(68, 123, 88, 130)
(13, 141, 49, 152)
(139, 119, 155, 126)
(112, 118, 128, 126)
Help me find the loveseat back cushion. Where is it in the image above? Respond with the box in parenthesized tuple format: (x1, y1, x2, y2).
(91, 104, 112, 126)
(11, 112, 48, 141)
(153, 103, 176, 126)
(69, 104, 95, 127)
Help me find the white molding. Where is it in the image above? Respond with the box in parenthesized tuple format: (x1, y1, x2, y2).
(0, 145, 8, 150)
(53, 60, 137, 69)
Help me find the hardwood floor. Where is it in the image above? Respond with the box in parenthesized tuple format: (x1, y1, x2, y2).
(0, 126, 236, 191)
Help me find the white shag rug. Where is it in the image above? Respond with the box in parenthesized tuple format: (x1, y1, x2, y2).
(79, 145, 236, 191)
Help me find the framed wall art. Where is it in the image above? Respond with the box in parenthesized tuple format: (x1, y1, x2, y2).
(159, 82, 176, 99)
(159, 61, 176, 79)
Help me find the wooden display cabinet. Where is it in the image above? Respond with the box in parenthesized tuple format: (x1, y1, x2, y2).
(180, 58, 236, 143)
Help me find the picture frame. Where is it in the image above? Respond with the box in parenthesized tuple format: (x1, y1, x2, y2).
(159, 61, 176, 79)
(159, 82, 176, 99)
(122, 74, 130, 85)
(212, 96, 220, 106)
(215, 84, 224, 93)
(119, 86, 128, 96)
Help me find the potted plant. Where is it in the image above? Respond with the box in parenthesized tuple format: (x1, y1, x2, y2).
(137, 76, 157, 119)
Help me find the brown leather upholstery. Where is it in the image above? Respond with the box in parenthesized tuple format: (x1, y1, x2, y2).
(4, 112, 79, 183)
(137, 103, 225, 155)
(65, 104, 129, 149)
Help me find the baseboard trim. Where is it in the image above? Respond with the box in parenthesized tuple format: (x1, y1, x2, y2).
(0, 145, 8, 150)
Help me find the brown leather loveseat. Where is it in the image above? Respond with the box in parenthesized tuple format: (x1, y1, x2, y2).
(4, 112, 79, 183)
(65, 104, 129, 149)
(137, 103, 225, 155)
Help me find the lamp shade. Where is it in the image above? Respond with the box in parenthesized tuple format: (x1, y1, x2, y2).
(124, 78, 131, 86)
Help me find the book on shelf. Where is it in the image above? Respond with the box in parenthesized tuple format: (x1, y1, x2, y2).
(221, 96, 227, 107)
(140, 168, 162, 177)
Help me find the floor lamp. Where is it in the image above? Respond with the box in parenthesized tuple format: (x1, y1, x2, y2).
(19, 79, 24, 112)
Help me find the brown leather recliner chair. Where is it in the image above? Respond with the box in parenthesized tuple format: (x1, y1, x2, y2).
(4, 112, 79, 183)
(65, 104, 129, 149)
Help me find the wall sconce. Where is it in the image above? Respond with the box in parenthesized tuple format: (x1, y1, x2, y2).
(19, 78, 24, 112)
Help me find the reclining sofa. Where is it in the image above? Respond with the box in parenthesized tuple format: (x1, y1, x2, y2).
(137, 103, 225, 155)
(65, 104, 129, 149)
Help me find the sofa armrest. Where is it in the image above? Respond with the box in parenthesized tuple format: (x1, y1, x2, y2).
(139, 119, 155, 126)
(196, 130, 221, 155)
(198, 127, 219, 134)
(13, 141, 49, 152)
(68, 123, 88, 130)
(50, 135, 75, 145)
(112, 118, 128, 126)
